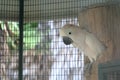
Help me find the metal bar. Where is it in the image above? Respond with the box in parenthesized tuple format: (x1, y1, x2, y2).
(19, 0, 24, 80)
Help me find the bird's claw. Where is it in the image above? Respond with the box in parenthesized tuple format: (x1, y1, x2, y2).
(84, 62, 93, 76)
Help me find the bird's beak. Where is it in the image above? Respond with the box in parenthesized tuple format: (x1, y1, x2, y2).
(62, 36, 73, 45)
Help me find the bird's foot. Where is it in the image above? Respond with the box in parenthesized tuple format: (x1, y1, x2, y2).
(84, 62, 93, 76)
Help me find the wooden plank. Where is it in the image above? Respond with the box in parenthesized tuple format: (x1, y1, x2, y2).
(78, 2, 120, 80)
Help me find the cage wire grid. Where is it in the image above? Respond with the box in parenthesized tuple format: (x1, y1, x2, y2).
(98, 60, 120, 80)
(0, 0, 119, 80)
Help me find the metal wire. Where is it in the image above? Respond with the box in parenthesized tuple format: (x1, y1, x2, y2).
(0, 0, 120, 80)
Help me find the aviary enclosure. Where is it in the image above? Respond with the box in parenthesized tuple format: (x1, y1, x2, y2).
(0, 0, 120, 80)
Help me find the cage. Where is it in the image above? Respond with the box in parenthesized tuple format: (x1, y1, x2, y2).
(0, 0, 120, 80)
(98, 60, 120, 80)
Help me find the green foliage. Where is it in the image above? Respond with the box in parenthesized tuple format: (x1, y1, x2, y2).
(0, 21, 41, 50)
(7, 22, 19, 49)
(23, 23, 41, 49)
(8, 22, 19, 35)
(23, 22, 38, 30)
(0, 21, 51, 54)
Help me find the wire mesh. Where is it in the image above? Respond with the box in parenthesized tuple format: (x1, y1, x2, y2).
(0, 0, 120, 80)
(104, 71, 120, 80)
(1, 0, 84, 80)
(98, 60, 120, 80)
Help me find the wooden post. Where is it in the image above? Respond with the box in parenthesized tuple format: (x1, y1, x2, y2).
(78, 3, 120, 80)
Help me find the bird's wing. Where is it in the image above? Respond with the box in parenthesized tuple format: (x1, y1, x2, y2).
(85, 31, 106, 55)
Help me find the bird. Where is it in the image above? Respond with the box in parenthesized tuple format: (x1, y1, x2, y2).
(59, 24, 107, 74)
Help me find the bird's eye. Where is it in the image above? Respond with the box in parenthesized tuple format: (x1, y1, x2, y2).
(69, 32, 71, 35)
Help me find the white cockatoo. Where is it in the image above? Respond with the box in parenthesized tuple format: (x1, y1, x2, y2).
(59, 24, 107, 73)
